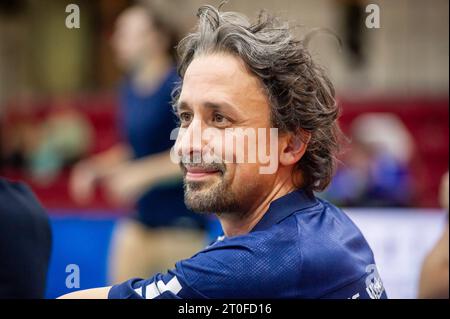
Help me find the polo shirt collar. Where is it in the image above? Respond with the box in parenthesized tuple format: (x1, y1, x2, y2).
(250, 189, 319, 233)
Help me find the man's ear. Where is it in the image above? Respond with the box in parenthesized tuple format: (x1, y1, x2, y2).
(279, 130, 311, 167)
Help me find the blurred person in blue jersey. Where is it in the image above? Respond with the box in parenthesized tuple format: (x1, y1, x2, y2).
(69, 2, 206, 284)
(61, 5, 387, 299)
(0, 178, 51, 298)
(323, 113, 415, 207)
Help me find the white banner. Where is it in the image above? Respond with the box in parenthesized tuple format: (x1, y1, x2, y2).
(346, 208, 447, 299)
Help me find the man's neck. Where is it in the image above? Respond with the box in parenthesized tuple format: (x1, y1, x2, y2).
(218, 180, 296, 237)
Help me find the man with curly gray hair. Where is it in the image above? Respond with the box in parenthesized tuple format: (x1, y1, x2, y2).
(61, 4, 386, 299)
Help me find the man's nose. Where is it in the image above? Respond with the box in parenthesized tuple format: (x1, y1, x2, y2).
(175, 118, 205, 158)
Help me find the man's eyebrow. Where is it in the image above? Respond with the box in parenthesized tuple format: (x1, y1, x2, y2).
(176, 100, 240, 113)
(203, 101, 239, 114)
(176, 101, 191, 112)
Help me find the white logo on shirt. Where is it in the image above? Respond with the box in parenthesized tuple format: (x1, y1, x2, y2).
(134, 276, 183, 299)
(365, 264, 385, 299)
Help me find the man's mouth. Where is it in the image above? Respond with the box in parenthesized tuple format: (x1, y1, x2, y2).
(184, 165, 223, 181)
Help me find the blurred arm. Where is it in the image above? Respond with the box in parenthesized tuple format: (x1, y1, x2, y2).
(101, 150, 181, 205)
(69, 143, 132, 204)
(120, 150, 180, 186)
(58, 287, 111, 299)
(418, 224, 449, 299)
(87, 143, 133, 175)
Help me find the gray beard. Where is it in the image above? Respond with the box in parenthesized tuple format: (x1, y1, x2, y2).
(180, 156, 257, 217)
(183, 176, 244, 216)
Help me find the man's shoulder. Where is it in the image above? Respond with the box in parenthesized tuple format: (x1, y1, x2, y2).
(175, 228, 302, 297)
(293, 198, 373, 260)
(198, 198, 374, 279)
(288, 198, 379, 297)
(204, 217, 303, 264)
(196, 228, 300, 273)
(110, 198, 386, 299)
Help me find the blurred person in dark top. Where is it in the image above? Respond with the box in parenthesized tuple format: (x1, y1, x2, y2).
(0, 177, 51, 298)
(419, 171, 449, 299)
(69, 2, 206, 284)
(323, 113, 414, 207)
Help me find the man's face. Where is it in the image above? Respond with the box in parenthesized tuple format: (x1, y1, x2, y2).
(174, 53, 279, 216)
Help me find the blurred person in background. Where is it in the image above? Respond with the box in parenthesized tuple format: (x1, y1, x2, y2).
(323, 113, 415, 207)
(69, 2, 206, 284)
(29, 98, 93, 184)
(0, 177, 51, 298)
(0, 96, 92, 185)
(419, 171, 449, 299)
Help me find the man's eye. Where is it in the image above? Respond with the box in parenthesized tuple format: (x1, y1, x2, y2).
(179, 112, 193, 123)
(213, 113, 226, 123)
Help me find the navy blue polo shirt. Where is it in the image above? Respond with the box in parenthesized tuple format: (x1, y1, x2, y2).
(108, 189, 387, 299)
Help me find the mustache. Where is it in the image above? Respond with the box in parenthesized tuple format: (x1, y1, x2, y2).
(179, 154, 226, 174)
